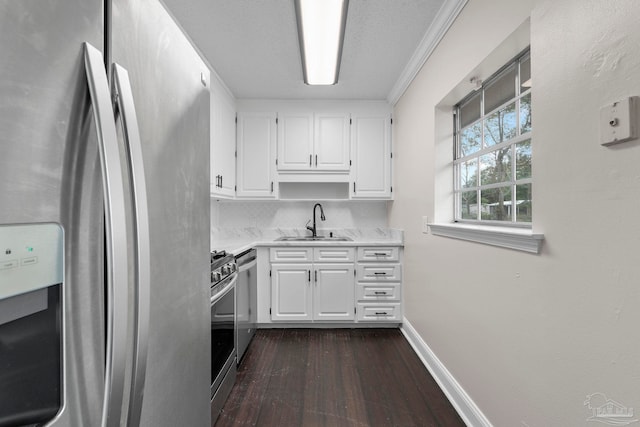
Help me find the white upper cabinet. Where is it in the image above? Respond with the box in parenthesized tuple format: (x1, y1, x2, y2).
(210, 85, 236, 198)
(350, 114, 392, 199)
(236, 112, 277, 198)
(278, 112, 350, 172)
(314, 113, 350, 171)
(277, 113, 314, 170)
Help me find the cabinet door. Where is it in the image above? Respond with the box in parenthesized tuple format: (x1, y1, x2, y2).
(236, 112, 277, 198)
(313, 263, 355, 321)
(314, 113, 350, 171)
(210, 91, 236, 198)
(277, 113, 314, 170)
(351, 115, 391, 199)
(271, 263, 313, 321)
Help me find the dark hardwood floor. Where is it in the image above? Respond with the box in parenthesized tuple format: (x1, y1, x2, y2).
(215, 328, 465, 427)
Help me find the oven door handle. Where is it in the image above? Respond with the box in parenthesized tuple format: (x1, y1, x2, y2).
(238, 258, 257, 272)
(211, 274, 238, 305)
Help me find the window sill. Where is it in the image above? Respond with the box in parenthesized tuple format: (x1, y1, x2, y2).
(428, 223, 544, 254)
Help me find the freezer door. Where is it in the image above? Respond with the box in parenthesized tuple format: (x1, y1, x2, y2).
(111, 0, 212, 425)
(0, 2, 111, 427)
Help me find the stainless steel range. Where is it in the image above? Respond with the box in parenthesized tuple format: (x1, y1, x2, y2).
(209, 250, 237, 424)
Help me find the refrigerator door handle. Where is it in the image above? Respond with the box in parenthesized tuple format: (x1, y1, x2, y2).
(112, 63, 151, 427)
(83, 42, 129, 427)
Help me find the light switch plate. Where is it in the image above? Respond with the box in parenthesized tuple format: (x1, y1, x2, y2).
(422, 216, 429, 234)
(600, 97, 637, 146)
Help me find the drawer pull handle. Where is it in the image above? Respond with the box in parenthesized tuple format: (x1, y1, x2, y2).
(373, 272, 387, 275)
(375, 312, 388, 315)
(373, 252, 386, 256)
(374, 291, 387, 295)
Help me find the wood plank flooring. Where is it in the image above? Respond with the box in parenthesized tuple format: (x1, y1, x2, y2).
(215, 328, 465, 427)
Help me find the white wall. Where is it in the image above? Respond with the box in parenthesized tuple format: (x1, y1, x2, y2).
(211, 199, 389, 230)
(391, 0, 640, 425)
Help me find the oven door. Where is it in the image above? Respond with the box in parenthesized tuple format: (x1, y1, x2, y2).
(210, 273, 237, 398)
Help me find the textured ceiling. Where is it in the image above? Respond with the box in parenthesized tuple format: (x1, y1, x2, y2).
(162, 0, 446, 100)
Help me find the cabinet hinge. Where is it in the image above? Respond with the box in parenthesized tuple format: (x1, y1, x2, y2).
(391, 152, 393, 159)
(353, 269, 356, 277)
(234, 185, 237, 191)
(235, 116, 237, 124)
(390, 118, 393, 125)
(269, 270, 272, 277)
(235, 150, 237, 158)
(349, 160, 352, 166)
(391, 186, 393, 193)
(350, 118, 352, 125)
(354, 307, 357, 314)
(276, 117, 278, 124)
(269, 308, 272, 315)
(275, 158, 278, 166)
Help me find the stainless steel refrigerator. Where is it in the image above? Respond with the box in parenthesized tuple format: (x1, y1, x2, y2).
(0, 0, 211, 426)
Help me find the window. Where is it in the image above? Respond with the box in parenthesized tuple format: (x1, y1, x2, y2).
(454, 50, 532, 225)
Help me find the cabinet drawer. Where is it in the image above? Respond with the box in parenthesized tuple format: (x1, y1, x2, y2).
(313, 247, 355, 262)
(356, 283, 401, 301)
(356, 303, 402, 322)
(357, 247, 399, 262)
(270, 247, 313, 262)
(356, 264, 401, 282)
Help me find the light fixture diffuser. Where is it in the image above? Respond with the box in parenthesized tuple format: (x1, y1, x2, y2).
(295, 0, 349, 85)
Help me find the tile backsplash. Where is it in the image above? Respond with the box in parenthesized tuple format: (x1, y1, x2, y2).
(211, 200, 389, 229)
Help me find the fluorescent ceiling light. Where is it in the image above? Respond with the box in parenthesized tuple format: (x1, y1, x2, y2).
(295, 0, 349, 85)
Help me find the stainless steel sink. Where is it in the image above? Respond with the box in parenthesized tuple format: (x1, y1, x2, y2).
(275, 236, 352, 242)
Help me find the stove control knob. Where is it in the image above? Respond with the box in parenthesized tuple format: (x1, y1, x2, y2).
(212, 271, 222, 282)
(221, 265, 230, 275)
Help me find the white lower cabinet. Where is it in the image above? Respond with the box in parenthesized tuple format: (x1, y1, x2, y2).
(270, 247, 355, 322)
(355, 246, 403, 323)
(356, 303, 402, 322)
(314, 264, 355, 321)
(271, 263, 313, 321)
(266, 245, 403, 325)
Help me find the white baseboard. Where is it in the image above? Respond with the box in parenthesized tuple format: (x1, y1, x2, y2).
(400, 318, 493, 427)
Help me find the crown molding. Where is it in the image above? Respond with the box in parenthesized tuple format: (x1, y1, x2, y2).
(387, 0, 468, 105)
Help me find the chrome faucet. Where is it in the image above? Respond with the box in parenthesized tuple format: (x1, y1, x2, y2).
(306, 203, 326, 237)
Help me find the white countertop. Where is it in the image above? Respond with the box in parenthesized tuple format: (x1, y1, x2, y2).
(211, 227, 404, 256)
